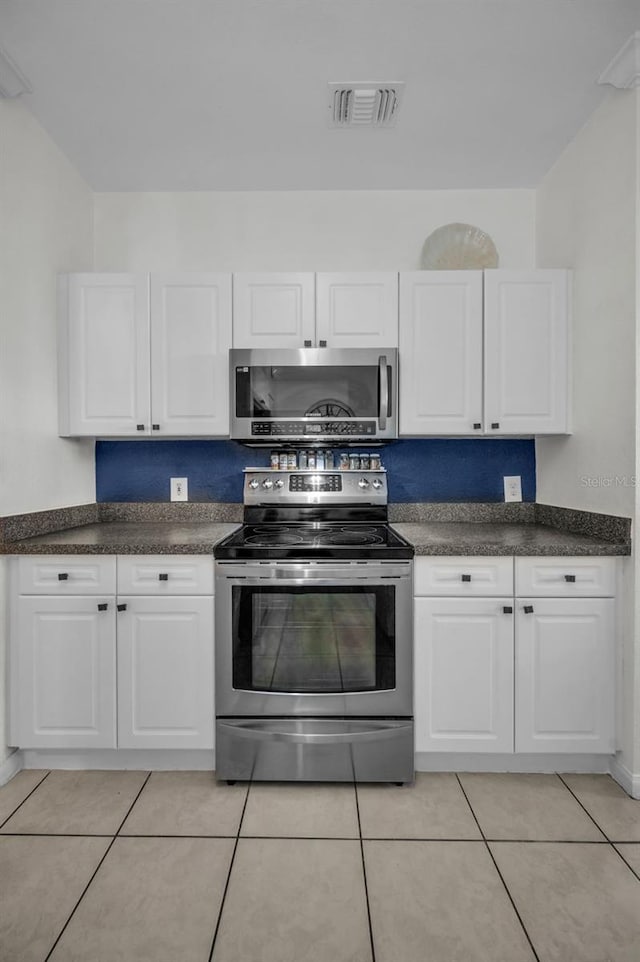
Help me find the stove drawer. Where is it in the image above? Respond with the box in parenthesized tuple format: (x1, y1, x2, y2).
(414, 556, 513, 596)
(117, 556, 214, 595)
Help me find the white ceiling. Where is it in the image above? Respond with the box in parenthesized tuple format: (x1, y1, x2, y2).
(0, 0, 637, 191)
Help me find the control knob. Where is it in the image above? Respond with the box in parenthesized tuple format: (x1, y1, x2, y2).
(372, 478, 383, 490)
(261, 479, 274, 489)
(358, 477, 370, 489)
(248, 479, 260, 490)
(274, 479, 284, 489)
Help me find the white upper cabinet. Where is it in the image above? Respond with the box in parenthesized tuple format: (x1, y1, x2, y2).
(150, 274, 231, 436)
(399, 268, 570, 437)
(484, 270, 569, 435)
(59, 273, 232, 437)
(232, 272, 398, 348)
(58, 274, 150, 436)
(399, 271, 483, 435)
(315, 273, 398, 347)
(232, 273, 315, 348)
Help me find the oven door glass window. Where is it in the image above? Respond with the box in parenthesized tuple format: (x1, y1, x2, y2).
(231, 585, 395, 694)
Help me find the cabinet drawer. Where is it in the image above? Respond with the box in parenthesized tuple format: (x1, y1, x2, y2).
(117, 555, 214, 595)
(414, 557, 513, 596)
(17, 556, 116, 595)
(515, 557, 616, 597)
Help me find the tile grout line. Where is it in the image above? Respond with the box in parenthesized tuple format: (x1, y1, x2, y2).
(354, 782, 377, 962)
(556, 774, 614, 841)
(207, 781, 251, 962)
(0, 770, 51, 830)
(455, 774, 541, 962)
(43, 771, 152, 962)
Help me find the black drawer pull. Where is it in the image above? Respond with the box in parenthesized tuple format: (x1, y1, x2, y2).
(503, 606, 513, 614)
(523, 605, 534, 614)
(491, 422, 500, 429)
(564, 574, 576, 583)
(97, 603, 108, 611)
(304, 340, 312, 347)
(461, 574, 472, 582)
(117, 603, 127, 612)
(57, 573, 69, 581)
(136, 424, 145, 431)
(152, 424, 160, 431)
(473, 423, 482, 430)
(319, 340, 327, 347)
(158, 573, 169, 581)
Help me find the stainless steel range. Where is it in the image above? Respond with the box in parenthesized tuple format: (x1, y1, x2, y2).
(214, 468, 414, 783)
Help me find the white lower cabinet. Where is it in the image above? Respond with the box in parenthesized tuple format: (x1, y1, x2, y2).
(414, 555, 617, 758)
(117, 596, 214, 749)
(15, 595, 117, 749)
(515, 597, 615, 754)
(11, 555, 215, 752)
(414, 597, 514, 752)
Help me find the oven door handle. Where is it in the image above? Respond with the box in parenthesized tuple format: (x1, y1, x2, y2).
(217, 720, 412, 744)
(378, 354, 389, 430)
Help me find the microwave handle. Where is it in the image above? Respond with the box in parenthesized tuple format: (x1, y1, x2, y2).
(378, 355, 389, 430)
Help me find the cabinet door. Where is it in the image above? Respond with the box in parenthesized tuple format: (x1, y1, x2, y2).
(399, 272, 483, 435)
(414, 597, 514, 753)
(516, 598, 615, 753)
(15, 596, 116, 748)
(150, 274, 232, 436)
(117, 596, 214, 749)
(59, 273, 150, 436)
(484, 270, 569, 435)
(316, 273, 398, 347)
(232, 273, 315, 348)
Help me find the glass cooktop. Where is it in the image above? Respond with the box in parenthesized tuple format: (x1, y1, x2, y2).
(215, 522, 413, 560)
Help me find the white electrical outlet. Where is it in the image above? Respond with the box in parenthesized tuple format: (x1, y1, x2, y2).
(503, 475, 522, 502)
(170, 477, 188, 502)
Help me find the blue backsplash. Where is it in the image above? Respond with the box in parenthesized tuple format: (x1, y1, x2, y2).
(96, 439, 536, 503)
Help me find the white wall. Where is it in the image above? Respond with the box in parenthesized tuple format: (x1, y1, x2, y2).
(535, 88, 639, 777)
(0, 99, 95, 769)
(93, 189, 535, 272)
(535, 90, 637, 517)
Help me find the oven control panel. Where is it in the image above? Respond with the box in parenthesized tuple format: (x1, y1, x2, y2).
(243, 470, 387, 505)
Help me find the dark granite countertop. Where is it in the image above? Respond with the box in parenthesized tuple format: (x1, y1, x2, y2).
(391, 522, 630, 557)
(1, 521, 241, 555)
(0, 502, 631, 557)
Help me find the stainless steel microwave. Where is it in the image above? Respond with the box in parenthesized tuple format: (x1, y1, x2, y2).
(230, 347, 398, 443)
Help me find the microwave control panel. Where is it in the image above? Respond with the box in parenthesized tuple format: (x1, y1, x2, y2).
(250, 420, 377, 436)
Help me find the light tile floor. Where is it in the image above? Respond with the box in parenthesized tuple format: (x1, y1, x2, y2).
(1, 771, 639, 962)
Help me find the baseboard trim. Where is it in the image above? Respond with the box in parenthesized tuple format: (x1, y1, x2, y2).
(414, 752, 614, 774)
(21, 749, 216, 772)
(0, 749, 23, 786)
(609, 755, 640, 799)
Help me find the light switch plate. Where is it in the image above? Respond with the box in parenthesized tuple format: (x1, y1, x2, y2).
(503, 476, 522, 502)
(170, 477, 188, 501)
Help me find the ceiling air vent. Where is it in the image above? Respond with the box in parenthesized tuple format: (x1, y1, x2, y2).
(328, 82, 404, 127)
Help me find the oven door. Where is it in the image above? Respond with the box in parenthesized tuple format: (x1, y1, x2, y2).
(215, 560, 412, 717)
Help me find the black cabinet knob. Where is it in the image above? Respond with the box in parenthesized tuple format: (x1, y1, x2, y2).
(473, 423, 482, 430)
(304, 340, 312, 347)
(152, 424, 160, 431)
(136, 424, 145, 431)
(461, 574, 472, 582)
(523, 605, 534, 614)
(117, 603, 127, 612)
(57, 573, 68, 581)
(97, 603, 108, 611)
(503, 606, 513, 614)
(491, 422, 500, 429)
(564, 574, 576, 583)
(319, 340, 327, 347)
(158, 573, 169, 581)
